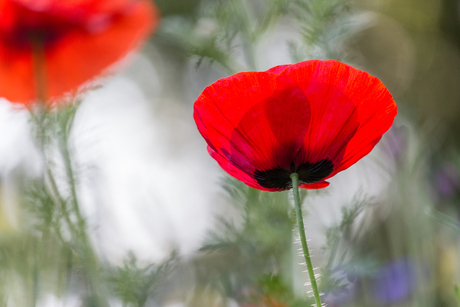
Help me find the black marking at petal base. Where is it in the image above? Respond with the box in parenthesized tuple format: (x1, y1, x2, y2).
(296, 159, 334, 184)
(254, 159, 334, 190)
(290, 161, 295, 173)
(254, 167, 292, 190)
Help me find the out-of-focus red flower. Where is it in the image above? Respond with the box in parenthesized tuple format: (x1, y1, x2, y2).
(194, 60, 397, 191)
(0, 0, 159, 105)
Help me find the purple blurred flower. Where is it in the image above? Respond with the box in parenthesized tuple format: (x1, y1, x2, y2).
(323, 285, 355, 307)
(434, 162, 460, 199)
(323, 269, 357, 307)
(371, 258, 416, 304)
(384, 125, 407, 161)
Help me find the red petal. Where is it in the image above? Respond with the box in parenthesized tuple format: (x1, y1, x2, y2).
(266, 64, 290, 74)
(0, 46, 33, 103)
(208, 146, 290, 192)
(45, 0, 158, 104)
(230, 84, 311, 170)
(194, 71, 311, 181)
(208, 146, 268, 190)
(280, 60, 396, 177)
(299, 181, 330, 189)
(11, 0, 130, 27)
(194, 72, 279, 176)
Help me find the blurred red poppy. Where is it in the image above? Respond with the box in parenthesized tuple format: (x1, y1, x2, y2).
(194, 60, 397, 191)
(0, 0, 159, 105)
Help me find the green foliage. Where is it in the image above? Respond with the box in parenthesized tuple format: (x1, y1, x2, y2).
(203, 177, 293, 256)
(6, 102, 172, 307)
(319, 194, 378, 299)
(287, 0, 354, 60)
(159, 0, 353, 73)
(109, 253, 175, 307)
(257, 274, 310, 307)
(195, 176, 295, 301)
(193, 177, 375, 306)
(455, 284, 460, 307)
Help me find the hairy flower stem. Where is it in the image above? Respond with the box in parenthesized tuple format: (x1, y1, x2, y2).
(290, 173, 322, 307)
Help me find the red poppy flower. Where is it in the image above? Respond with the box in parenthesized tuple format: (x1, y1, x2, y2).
(0, 0, 159, 105)
(194, 60, 397, 191)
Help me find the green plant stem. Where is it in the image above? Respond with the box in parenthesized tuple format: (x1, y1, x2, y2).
(59, 128, 106, 306)
(32, 239, 38, 307)
(29, 35, 46, 307)
(455, 284, 460, 307)
(30, 37, 79, 243)
(30, 36, 104, 306)
(60, 134, 85, 234)
(31, 35, 47, 105)
(426, 207, 460, 233)
(290, 173, 322, 307)
(232, 0, 257, 70)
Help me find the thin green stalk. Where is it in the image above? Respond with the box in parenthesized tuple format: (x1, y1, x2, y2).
(29, 37, 79, 243)
(290, 173, 322, 307)
(31, 35, 47, 105)
(29, 35, 46, 307)
(30, 36, 104, 306)
(455, 284, 460, 307)
(59, 129, 105, 306)
(29, 110, 80, 251)
(426, 207, 460, 233)
(47, 166, 79, 239)
(325, 235, 339, 270)
(60, 134, 85, 232)
(232, 0, 257, 70)
(32, 239, 38, 307)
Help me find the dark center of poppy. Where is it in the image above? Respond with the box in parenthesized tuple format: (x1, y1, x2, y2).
(253, 159, 334, 190)
(1, 22, 78, 50)
(0, 4, 116, 50)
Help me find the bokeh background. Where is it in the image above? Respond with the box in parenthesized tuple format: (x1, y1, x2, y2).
(1, 0, 460, 306)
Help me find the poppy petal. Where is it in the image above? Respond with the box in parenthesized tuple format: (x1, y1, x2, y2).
(279, 60, 396, 178)
(194, 72, 312, 184)
(207, 146, 268, 191)
(0, 45, 32, 103)
(277, 60, 358, 165)
(333, 90, 396, 174)
(266, 64, 290, 74)
(45, 0, 157, 104)
(299, 181, 330, 189)
(11, 0, 131, 30)
(194, 71, 280, 176)
(230, 84, 311, 171)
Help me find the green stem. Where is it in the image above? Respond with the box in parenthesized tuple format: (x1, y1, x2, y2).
(455, 284, 460, 307)
(31, 35, 47, 106)
(30, 112, 81, 256)
(290, 173, 322, 307)
(30, 37, 103, 305)
(60, 129, 105, 306)
(60, 135, 85, 233)
(47, 166, 79, 239)
(32, 239, 38, 307)
(232, 0, 257, 70)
